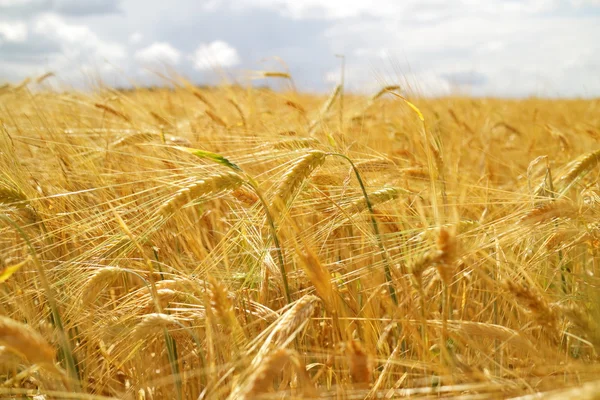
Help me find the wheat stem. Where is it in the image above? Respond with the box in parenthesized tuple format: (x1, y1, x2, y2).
(327, 153, 398, 304)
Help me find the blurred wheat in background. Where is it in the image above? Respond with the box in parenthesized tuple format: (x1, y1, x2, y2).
(1, 75, 600, 399)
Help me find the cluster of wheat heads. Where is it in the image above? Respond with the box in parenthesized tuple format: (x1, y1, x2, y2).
(1, 79, 600, 399)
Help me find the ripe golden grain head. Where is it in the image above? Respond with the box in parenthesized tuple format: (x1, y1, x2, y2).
(236, 348, 295, 399)
(271, 150, 327, 215)
(558, 148, 600, 191)
(81, 266, 125, 306)
(505, 280, 560, 332)
(131, 313, 180, 341)
(257, 295, 320, 360)
(158, 171, 244, 215)
(346, 339, 372, 386)
(0, 316, 55, 365)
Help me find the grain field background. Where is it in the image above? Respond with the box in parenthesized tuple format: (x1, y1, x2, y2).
(1, 77, 600, 399)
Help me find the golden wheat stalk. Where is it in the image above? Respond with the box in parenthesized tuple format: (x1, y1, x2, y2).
(345, 187, 402, 214)
(228, 98, 247, 129)
(269, 137, 319, 150)
(0, 185, 28, 206)
(205, 109, 228, 128)
(255, 295, 319, 361)
(558, 304, 600, 351)
(110, 132, 160, 148)
(284, 99, 307, 116)
(270, 150, 327, 216)
(149, 111, 173, 128)
(232, 188, 259, 206)
(81, 266, 126, 305)
(262, 71, 291, 79)
(95, 103, 131, 122)
(0, 316, 55, 365)
(233, 348, 295, 399)
(505, 280, 560, 332)
(308, 84, 341, 133)
(131, 277, 205, 300)
(131, 313, 181, 340)
(35, 72, 55, 84)
(354, 158, 396, 173)
(140, 288, 191, 313)
(519, 199, 576, 225)
(157, 171, 244, 215)
(12, 77, 30, 92)
(351, 85, 401, 120)
(435, 227, 457, 285)
(193, 90, 215, 110)
(296, 246, 335, 310)
(346, 339, 372, 386)
(207, 275, 247, 347)
(557, 148, 600, 193)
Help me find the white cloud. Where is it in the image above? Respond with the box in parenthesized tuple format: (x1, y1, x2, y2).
(135, 42, 181, 65)
(224, 0, 563, 20)
(0, 21, 27, 43)
(0, 0, 121, 17)
(191, 40, 240, 70)
(53, 0, 121, 15)
(129, 31, 143, 44)
(0, 0, 36, 5)
(321, 8, 600, 97)
(0, 13, 126, 86)
(571, 0, 600, 5)
(34, 13, 125, 60)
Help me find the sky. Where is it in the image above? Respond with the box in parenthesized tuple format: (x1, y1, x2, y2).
(0, 0, 599, 97)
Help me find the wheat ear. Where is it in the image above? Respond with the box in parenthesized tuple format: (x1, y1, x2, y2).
(308, 84, 341, 133)
(207, 275, 247, 348)
(0, 316, 55, 365)
(557, 148, 600, 194)
(81, 266, 126, 305)
(205, 109, 228, 128)
(110, 132, 160, 148)
(255, 295, 319, 361)
(235, 348, 314, 399)
(95, 103, 131, 122)
(346, 339, 372, 386)
(270, 150, 327, 216)
(193, 90, 215, 110)
(345, 187, 402, 214)
(158, 171, 243, 215)
(0, 185, 28, 206)
(505, 280, 560, 333)
(131, 313, 180, 340)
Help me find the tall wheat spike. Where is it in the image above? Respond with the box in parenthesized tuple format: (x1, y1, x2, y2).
(270, 150, 327, 216)
(158, 171, 244, 215)
(0, 315, 55, 365)
(308, 84, 341, 133)
(131, 313, 181, 340)
(81, 266, 126, 305)
(345, 187, 403, 214)
(557, 148, 600, 194)
(232, 348, 314, 399)
(254, 295, 319, 362)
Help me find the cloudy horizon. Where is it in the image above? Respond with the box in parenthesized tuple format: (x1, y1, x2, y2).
(1, 0, 599, 97)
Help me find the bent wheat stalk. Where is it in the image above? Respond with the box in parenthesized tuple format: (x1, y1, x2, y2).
(328, 153, 399, 304)
(168, 146, 293, 303)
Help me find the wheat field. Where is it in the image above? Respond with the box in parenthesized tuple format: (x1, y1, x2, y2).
(1, 77, 600, 399)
